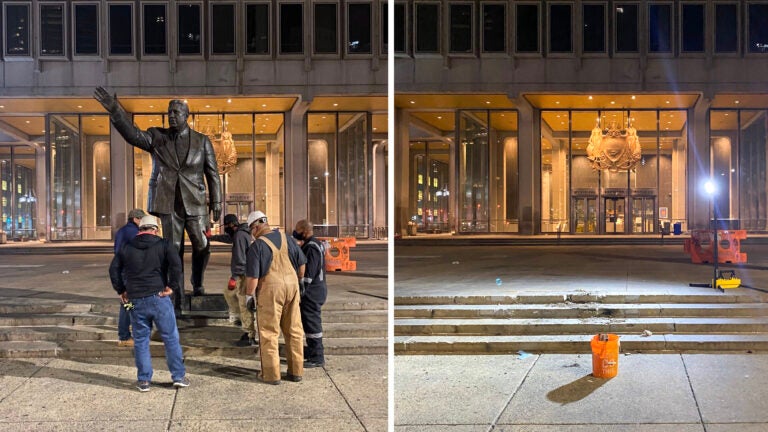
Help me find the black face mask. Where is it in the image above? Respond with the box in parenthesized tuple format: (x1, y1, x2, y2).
(225, 226, 236, 237)
(292, 230, 304, 241)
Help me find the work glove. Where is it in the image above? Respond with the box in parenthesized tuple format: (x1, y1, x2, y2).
(227, 277, 237, 290)
(299, 277, 311, 297)
(246, 295, 256, 312)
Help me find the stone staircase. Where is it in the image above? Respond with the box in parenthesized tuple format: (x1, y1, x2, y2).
(0, 294, 387, 358)
(395, 291, 768, 354)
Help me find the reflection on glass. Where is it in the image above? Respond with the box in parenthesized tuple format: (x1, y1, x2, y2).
(459, 111, 489, 232)
(737, 110, 767, 230)
(50, 115, 82, 240)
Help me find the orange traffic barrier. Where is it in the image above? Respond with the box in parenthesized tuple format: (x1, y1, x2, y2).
(318, 237, 357, 271)
(591, 334, 620, 379)
(684, 229, 747, 264)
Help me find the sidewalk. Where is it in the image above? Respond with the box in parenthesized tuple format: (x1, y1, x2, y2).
(395, 353, 768, 431)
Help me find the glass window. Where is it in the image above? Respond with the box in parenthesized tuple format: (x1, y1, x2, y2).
(449, 3, 472, 53)
(381, 2, 388, 54)
(648, 3, 672, 53)
(109, 4, 133, 55)
(715, 3, 738, 53)
(50, 115, 82, 240)
(681, 3, 704, 53)
(415, 3, 440, 53)
(490, 111, 519, 232)
(482, 3, 506, 53)
(82, 115, 112, 239)
(615, 3, 638, 53)
(5, 3, 31, 56)
(308, 113, 338, 231)
(459, 111, 489, 232)
(178, 3, 201, 55)
(212, 3, 235, 54)
(736, 110, 768, 229)
(1, 145, 38, 241)
(583, 3, 605, 53)
(74, 4, 99, 55)
(40, 3, 65, 56)
(143, 4, 167, 55)
(748, 4, 768, 53)
(314, 3, 337, 54)
(348, 3, 372, 54)
(515, 4, 539, 53)
(280, 3, 303, 54)
(246, 3, 269, 55)
(395, 3, 406, 53)
(549, 3, 572, 53)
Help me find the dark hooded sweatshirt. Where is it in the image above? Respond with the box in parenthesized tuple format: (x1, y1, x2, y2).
(109, 233, 183, 299)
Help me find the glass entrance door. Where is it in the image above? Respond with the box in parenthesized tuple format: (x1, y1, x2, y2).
(604, 197, 626, 233)
(631, 197, 656, 233)
(572, 197, 597, 233)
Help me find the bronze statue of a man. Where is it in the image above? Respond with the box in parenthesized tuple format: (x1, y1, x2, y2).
(94, 87, 222, 309)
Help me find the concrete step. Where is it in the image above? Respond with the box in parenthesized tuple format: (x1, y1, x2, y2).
(395, 317, 768, 335)
(0, 313, 117, 326)
(395, 303, 768, 319)
(0, 337, 387, 358)
(0, 302, 94, 315)
(394, 334, 768, 354)
(396, 293, 768, 306)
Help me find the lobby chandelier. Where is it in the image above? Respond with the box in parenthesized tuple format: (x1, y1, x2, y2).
(201, 118, 238, 175)
(586, 117, 641, 172)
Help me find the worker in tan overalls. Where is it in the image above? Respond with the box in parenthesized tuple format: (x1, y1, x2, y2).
(244, 211, 307, 384)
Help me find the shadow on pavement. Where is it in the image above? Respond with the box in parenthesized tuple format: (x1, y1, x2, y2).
(546, 374, 608, 405)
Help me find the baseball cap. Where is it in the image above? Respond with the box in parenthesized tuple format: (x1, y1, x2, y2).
(223, 214, 239, 225)
(128, 208, 147, 219)
(138, 215, 160, 229)
(246, 211, 267, 227)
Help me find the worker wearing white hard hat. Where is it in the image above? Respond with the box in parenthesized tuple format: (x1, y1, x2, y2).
(244, 210, 307, 384)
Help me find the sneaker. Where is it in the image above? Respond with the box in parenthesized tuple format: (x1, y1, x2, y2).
(257, 374, 280, 385)
(303, 360, 324, 368)
(284, 373, 302, 382)
(136, 381, 150, 392)
(117, 338, 134, 348)
(173, 376, 190, 388)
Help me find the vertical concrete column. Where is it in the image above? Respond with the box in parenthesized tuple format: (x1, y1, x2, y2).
(688, 97, 711, 230)
(515, 97, 541, 234)
(283, 100, 310, 230)
(35, 145, 47, 241)
(109, 125, 133, 238)
(394, 108, 410, 237)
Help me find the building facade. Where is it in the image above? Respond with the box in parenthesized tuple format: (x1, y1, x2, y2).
(394, 0, 768, 236)
(0, 0, 387, 242)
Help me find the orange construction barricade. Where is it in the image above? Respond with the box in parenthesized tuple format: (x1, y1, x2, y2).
(318, 237, 357, 271)
(683, 229, 747, 264)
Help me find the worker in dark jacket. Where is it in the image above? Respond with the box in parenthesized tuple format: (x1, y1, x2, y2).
(209, 214, 256, 345)
(109, 215, 189, 392)
(113, 208, 147, 347)
(293, 219, 328, 367)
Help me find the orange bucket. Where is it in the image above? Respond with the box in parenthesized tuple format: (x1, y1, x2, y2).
(590, 333, 620, 379)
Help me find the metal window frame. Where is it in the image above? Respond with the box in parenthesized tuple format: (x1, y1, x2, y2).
(38, 1, 67, 59)
(414, 1, 441, 55)
(713, 1, 740, 55)
(394, 1, 408, 55)
(613, 1, 640, 55)
(547, 1, 575, 56)
(513, 1, 541, 56)
(479, 1, 507, 56)
(346, 1, 373, 57)
(277, 1, 305, 57)
(209, 1, 237, 58)
(176, 1, 204, 58)
(243, 1, 271, 57)
(678, 1, 706, 55)
(3, 2, 32, 58)
(312, 1, 340, 57)
(447, 1, 475, 56)
(581, 1, 608, 56)
(107, 2, 136, 59)
(746, 1, 768, 55)
(72, 2, 100, 58)
(140, 1, 169, 58)
(647, 1, 674, 56)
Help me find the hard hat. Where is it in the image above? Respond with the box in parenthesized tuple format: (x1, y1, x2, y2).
(223, 214, 239, 225)
(138, 215, 160, 229)
(246, 211, 267, 227)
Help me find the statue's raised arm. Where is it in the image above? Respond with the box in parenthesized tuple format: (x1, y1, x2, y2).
(93, 86, 120, 114)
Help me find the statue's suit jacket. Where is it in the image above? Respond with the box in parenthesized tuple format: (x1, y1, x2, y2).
(110, 108, 222, 217)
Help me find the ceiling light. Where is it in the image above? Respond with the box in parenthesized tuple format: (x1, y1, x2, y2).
(735, 100, 740, 104)
(665, 100, 670, 104)
(227, 98, 232, 103)
(333, 103, 338, 107)
(25, 120, 30, 124)
(183, 99, 188, 103)
(77, 105, 83, 109)
(205, 105, 211, 108)
(409, 100, 415, 104)
(262, 104, 267, 107)
(372, 127, 377, 131)
(588, 96, 593, 100)
(485, 101, 491, 104)
(610, 101, 615, 104)
(149, 105, 154, 108)
(631, 95, 636, 100)
(555, 101, 560, 104)
(437, 116, 442, 119)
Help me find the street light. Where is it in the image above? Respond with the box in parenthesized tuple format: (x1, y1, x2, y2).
(704, 179, 718, 289)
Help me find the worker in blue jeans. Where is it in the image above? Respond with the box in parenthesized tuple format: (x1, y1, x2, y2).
(113, 208, 147, 347)
(109, 215, 189, 392)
